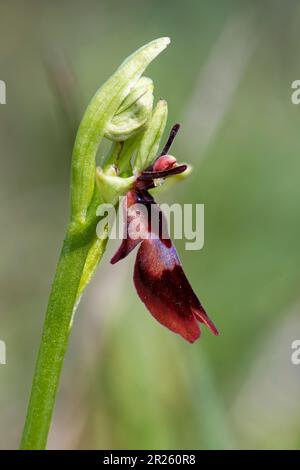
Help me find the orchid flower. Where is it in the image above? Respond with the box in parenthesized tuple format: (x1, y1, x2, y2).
(21, 38, 219, 450)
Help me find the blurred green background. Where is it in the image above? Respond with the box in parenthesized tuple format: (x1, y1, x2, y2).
(1, 0, 300, 449)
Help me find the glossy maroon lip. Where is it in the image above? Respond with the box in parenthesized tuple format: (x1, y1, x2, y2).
(110, 125, 219, 343)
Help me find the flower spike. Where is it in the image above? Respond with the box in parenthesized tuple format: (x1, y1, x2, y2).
(111, 124, 219, 343)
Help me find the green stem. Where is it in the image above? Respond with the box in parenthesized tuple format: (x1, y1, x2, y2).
(20, 222, 94, 449)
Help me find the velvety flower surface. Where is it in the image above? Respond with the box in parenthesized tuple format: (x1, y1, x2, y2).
(111, 125, 218, 343)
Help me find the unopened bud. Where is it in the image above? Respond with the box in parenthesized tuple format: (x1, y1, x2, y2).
(105, 77, 154, 141)
(133, 99, 168, 172)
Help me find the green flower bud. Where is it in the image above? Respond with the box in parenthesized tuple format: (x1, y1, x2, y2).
(71, 37, 170, 223)
(133, 99, 168, 173)
(105, 77, 154, 141)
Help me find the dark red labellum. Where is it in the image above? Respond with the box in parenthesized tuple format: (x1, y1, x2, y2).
(110, 125, 219, 343)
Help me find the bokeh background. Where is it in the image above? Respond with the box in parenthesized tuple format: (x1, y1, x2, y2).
(1, 0, 300, 449)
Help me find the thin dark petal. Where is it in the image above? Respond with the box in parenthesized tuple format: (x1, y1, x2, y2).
(139, 164, 187, 180)
(134, 237, 217, 343)
(158, 123, 180, 156)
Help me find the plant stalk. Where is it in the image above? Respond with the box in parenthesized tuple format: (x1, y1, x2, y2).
(20, 222, 94, 449)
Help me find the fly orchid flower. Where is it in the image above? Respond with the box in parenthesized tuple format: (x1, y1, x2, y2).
(23, 38, 220, 450)
(110, 124, 219, 343)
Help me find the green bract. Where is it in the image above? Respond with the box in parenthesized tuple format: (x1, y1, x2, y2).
(133, 99, 168, 172)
